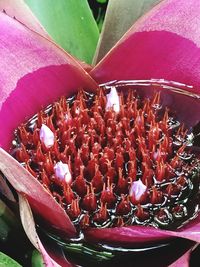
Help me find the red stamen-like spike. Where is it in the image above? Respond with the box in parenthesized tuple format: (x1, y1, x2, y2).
(25, 162, 37, 177)
(105, 161, 117, 183)
(12, 87, 199, 232)
(150, 187, 163, 204)
(68, 198, 81, 220)
(162, 134, 172, 155)
(123, 138, 132, 151)
(161, 109, 169, 133)
(148, 123, 161, 150)
(16, 144, 29, 162)
(59, 96, 68, 112)
(80, 144, 90, 164)
(116, 195, 131, 215)
(67, 138, 77, 156)
(46, 115, 55, 133)
(142, 163, 154, 187)
(104, 147, 115, 161)
(92, 164, 104, 193)
(170, 155, 180, 169)
(106, 127, 113, 144)
(43, 153, 54, 175)
(93, 202, 108, 223)
(85, 153, 97, 179)
(177, 175, 187, 187)
(37, 111, 45, 128)
(50, 139, 60, 161)
(116, 168, 128, 194)
(73, 150, 83, 176)
(32, 129, 39, 146)
(41, 170, 50, 188)
(18, 125, 29, 144)
(143, 98, 150, 114)
(35, 143, 45, 162)
(135, 109, 145, 136)
(128, 148, 136, 161)
(115, 216, 124, 227)
(177, 144, 187, 156)
(141, 148, 152, 168)
(127, 161, 137, 181)
(80, 213, 90, 229)
(92, 142, 101, 157)
(165, 183, 180, 196)
(100, 179, 116, 208)
(151, 92, 161, 108)
(115, 152, 124, 169)
(165, 163, 175, 180)
(64, 183, 74, 205)
(73, 166, 87, 197)
(99, 155, 109, 175)
(156, 160, 166, 182)
(82, 185, 97, 212)
(54, 102, 64, 121)
(146, 109, 156, 125)
(98, 88, 107, 109)
(135, 204, 150, 221)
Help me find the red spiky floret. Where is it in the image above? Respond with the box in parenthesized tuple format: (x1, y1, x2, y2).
(12, 87, 200, 232)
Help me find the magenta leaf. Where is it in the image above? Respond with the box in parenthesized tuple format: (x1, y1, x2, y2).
(91, 0, 200, 93)
(0, 11, 98, 150)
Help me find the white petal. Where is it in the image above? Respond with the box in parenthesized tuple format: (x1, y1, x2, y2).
(106, 87, 120, 113)
(39, 124, 54, 148)
(54, 161, 72, 183)
(129, 179, 147, 201)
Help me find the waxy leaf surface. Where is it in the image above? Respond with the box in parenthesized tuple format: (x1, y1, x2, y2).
(92, 0, 200, 93)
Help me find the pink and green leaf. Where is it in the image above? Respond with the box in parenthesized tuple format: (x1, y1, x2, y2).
(93, 0, 162, 64)
(0, 11, 98, 150)
(91, 0, 200, 93)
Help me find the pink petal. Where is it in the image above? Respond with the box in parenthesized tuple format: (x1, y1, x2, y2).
(0, 148, 76, 238)
(0, 12, 98, 150)
(91, 0, 200, 93)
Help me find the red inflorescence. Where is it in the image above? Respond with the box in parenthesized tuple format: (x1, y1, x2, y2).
(12, 87, 199, 231)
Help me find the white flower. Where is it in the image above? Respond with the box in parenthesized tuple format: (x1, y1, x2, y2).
(54, 161, 72, 183)
(106, 86, 120, 113)
(39, 124, 54, 148)
(129, 179, 147, 200)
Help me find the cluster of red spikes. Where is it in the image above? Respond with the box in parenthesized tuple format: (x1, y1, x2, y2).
(12, 87, 196, 230)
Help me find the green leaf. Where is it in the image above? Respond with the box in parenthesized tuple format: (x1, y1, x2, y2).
(93, 0, 162, 64)
(25, 0, 99, 64)
(0, 252, 22, 267)
(31, 250, 44, 267)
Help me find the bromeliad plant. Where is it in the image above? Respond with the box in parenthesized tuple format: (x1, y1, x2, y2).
(0, 0, 200, 266)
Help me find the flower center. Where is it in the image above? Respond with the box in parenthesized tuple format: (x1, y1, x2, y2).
(11, 86, 200, 231)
